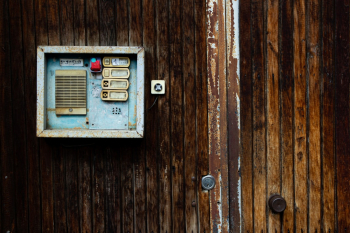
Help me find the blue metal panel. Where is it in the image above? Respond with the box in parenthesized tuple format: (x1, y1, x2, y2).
(45, 54, 137, 130)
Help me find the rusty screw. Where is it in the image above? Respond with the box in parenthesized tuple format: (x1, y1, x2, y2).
(191, 201, 196, 207)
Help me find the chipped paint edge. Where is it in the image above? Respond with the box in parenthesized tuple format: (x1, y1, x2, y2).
(36, 46, 144, 138)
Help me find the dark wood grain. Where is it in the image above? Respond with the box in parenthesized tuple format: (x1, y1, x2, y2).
(99, 0, 115, 46)
(280, 0, 294, 231)
(142, 0, 159, 231)
(73, 0, 86, 46)
(195, 0, 210, 231)
(335, 0, 350, 230)
(251, 0, 266, 231)
(169, 0, 185, 230)
(0, 0, 15, 232)
(47, 0, 60, 45)
(92, 147, 105, 233)
(293, 0, 307, 231)
(156, 0, 172, 231)
(322, 0, 336, 230)
(86, 0, 99, 45)
(266, 0, 281, 231)
(307, 0, 321, 231)
(9, 0, 29, 231)
(22, 0, 42, 231)
(60, 0, 74, 45)
(116, 0, 128, 46)
(239, 0, 254, 231)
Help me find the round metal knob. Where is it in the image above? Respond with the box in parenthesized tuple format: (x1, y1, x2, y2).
(268, 194, 286, 213)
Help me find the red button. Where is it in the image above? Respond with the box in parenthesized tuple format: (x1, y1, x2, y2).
(91, 60, 101, 71)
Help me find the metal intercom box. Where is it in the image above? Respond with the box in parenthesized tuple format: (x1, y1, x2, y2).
(36, 46, 144, 138)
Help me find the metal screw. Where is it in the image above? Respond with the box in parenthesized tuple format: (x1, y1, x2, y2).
(191, 201, 196, 207)
(191, 176, 196, 181)
(69, 108, 73, 112)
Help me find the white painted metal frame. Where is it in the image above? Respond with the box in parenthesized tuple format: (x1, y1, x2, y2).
(36, 46, 145, 138)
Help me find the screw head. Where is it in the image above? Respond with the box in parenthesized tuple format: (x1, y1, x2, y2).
(154, 83, 162, 91)
(69, 108, 73, 112)
(192, 201, 196, 207)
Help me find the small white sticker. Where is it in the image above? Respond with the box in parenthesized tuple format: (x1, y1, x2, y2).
(60, 59, 84, 66)
(111, 58, 128, 66)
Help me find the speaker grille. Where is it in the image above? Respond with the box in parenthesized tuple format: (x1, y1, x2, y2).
(55, 70, 86, 115)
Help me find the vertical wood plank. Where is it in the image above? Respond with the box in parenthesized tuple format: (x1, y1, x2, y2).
(99, 0, 116, 46)
(266, 0, 281, 231)
(35, 0, 51, 232)
(169, 0, 185, 230)
(22, 0, 42, 231)
(195, 0, 210, 231)
(293, 0, 308, 231)
(239, 0, 254, 231)
(0, 0, 15, 232)
(252, 0, 267, 231)
(105, 144, 121, 233)
(60, 0, 74, 45)
(92, 146, 105, 233)
(116, 0, 128, 46)
(280, 0, 294, 231)
(322, 0, 336, 230)
(86, 0, 99, 45)
(217, 0, 230, 230)
(119, 142, 134, 233)
(73, 0, 86, 46)
(66, 148, 80, 233)
(335, 0, 350, 230)
(143, 0, 159, 231)
(9, 0, 29, 231)
(47, 0, 60, 45)
(183, 0, 199, 231)
(129, 1, 146, 232)
(79, 151, 92, 233)
(307, 0, 321, 231)
(156, 0, 172, 232)
(207, 0, 222, 231)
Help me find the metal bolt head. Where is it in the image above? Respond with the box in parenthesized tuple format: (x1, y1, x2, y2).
(69, 108, 73, 112)
(191, 201, 196, 207)
(201, 175, 215, 190)
(268, 194, 286, 213)
(154, 83, 162, 91)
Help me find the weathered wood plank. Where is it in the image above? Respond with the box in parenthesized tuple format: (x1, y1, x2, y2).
(207, 0, 222, 231)
(73, 0, 86, 46)
(60, 0, 74, 45)
(22, 0, 42, 231)
(66, 148, 80, 233)
(79, 151, 92, 233)
(92, 147, 105, 233)
(116, 0, 128, 46)
(99, 0, 115, 46)
(335, 0, 350, 230)
(121, 141, 134, 233)
(293, 0, 307, 231)
(307, 0, 321, 231)
(169, 0, 185, 230)
(47, 0, 60, 45)
(143, 0, 159, 231)
(266, 0, 281, 231)
(183, 0, 198, 231)
(0, 0, 15, 232)
(251, 0, 266, 231)
(156, 0, 172, 231)
(195, 0, 210, 231)
(322, 0, 336, 230)
(129, 1, 146, 232)
(280, 0, 294, 231)
(217, 0, 230, 230)
(86, 0, 99, 45)
(9, 0, 29, 231)
(240, 0, 254, 231)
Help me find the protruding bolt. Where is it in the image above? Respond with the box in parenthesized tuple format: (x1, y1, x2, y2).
(191, 176, 196, 181)
(268, 194, 286, 213)
(191, 201, 196, 207)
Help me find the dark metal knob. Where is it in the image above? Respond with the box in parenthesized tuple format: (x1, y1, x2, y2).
(268, 194, 286, 213)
